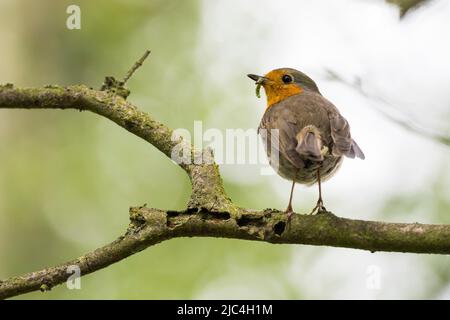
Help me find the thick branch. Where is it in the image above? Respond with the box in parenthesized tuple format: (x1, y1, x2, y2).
(1, 206, 449, 299)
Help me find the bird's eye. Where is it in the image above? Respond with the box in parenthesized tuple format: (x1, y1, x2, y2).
(282, 74, 293, 84)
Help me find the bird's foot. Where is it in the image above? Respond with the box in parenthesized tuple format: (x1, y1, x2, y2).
(309, 199, 327, 215)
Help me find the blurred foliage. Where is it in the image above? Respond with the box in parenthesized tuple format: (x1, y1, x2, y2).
(386, 0, 431, 17)
(380, 168, 450, 224)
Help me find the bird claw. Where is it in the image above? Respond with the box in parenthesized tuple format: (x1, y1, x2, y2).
(309, 199, 326, 215)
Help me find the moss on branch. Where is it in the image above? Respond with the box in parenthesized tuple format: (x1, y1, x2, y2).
(1, 206, 449, 299)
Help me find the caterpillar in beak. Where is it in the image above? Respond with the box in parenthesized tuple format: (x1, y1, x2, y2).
(255, 82, 262, 98)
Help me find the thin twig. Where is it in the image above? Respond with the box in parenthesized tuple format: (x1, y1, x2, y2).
(326, 69, 450, 147)
(122, 50, 151, 85)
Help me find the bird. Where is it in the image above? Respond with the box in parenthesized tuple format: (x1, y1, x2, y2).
(247, 68, 365, 217)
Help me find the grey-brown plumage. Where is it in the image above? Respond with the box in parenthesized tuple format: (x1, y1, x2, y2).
(249, 68, 364, 214)
(259, 90, 364, 185)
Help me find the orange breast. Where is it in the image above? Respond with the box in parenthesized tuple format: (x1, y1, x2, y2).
(264, 83, 303, 107)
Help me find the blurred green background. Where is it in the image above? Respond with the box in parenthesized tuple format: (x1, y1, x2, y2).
(0, 0, 449, 299)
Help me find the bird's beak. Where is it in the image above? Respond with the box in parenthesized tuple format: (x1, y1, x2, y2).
(247, 74, 266, 85)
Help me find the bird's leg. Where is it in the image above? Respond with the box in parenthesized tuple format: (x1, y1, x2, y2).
(285, 180, 295, 216)
(310, 167, 327, 214)
(285, 170, 299, 221)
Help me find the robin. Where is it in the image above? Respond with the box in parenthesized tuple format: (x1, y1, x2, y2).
(248, 68, 365, 217)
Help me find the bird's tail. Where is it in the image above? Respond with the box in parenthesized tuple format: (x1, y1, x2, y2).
(295, 126, 324, 162)
(344, 139, 365, 160)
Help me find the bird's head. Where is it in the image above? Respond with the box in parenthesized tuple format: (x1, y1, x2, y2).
(247, 68, 320, 108)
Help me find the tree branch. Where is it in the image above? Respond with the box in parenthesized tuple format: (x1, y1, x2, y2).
(0, 60, 449, 299)
(0, 206, 449, 299)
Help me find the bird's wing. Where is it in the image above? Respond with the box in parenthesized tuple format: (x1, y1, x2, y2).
(278, 94, 330, 162)
(259, 92, 365, 166)
(259, 107, 305, 168)
(329, 111, 365, 159)
(329, 112, 351, 156)
(259, 94, 332, 167)
(287, 92, 365, 160)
